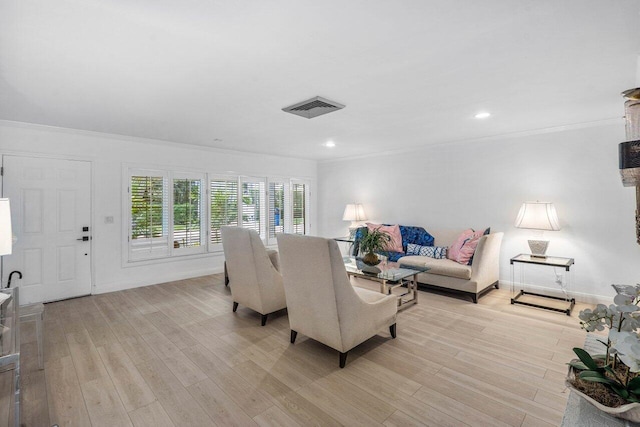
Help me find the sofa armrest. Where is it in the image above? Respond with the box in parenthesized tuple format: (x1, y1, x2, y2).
(470, 232, 503, 288)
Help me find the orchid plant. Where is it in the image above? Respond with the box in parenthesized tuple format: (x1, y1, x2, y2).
(569, 285, 640, 402)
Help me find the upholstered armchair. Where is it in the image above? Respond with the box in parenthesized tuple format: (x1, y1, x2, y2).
(277, 233, 398, 368)
(221, 226, 287, 326)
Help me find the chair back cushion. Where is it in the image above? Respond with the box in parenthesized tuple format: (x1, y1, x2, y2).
(277, 234, 359, 350)
(221, 226, 285, 314)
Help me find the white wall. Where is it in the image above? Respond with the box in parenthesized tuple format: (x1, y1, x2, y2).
(317, 122, 639, 303)
(0, 121, 317, 294)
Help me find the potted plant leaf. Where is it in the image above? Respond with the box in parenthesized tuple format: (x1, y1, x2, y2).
(357, 228, 392, 266)
(568, 285, 640, 422)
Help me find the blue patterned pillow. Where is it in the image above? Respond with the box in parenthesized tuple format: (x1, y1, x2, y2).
(406, 244, 447, 259)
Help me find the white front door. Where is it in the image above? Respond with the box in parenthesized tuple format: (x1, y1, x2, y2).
(2, 155, 92, 304)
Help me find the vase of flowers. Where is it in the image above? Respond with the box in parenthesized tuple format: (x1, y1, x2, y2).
(568, 285, 640, 422)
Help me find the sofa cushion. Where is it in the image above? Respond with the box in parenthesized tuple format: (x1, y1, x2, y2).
(366, 223, 403, 253)
(399, 225, 434, 249)
(406, 244, 447, 259)
(398, 256, 472, 280)
(455, 230, 485, 265)
(447, 229, 474, 262)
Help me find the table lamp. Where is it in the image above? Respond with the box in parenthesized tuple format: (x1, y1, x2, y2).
(514, 201, 560, 259)
(343, 203, 367, 239)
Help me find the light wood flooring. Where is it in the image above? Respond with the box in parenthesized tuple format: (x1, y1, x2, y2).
(13, 274, 592, 426)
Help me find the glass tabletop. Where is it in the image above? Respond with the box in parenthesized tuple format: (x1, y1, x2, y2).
(343, 257, 428, 282)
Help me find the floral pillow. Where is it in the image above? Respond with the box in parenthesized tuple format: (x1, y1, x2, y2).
(366, 223, 404, 253)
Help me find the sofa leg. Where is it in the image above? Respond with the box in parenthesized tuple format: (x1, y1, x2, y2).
(339, 352, 348, 368)
(232, 302, 239, 312)
(494, 281, 500, 289)
(389, 323, 397, 339)
(290, 330, 297, 344)
(472, 294, 478, 304)
(261, 314, 268, 326)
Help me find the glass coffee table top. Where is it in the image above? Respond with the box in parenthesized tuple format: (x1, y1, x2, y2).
(343, 257, 428, 282)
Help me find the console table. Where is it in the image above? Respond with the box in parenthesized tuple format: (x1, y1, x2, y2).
(510, 254, 575, 315)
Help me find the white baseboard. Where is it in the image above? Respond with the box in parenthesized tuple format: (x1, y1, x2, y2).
(93, 266, 225, 295)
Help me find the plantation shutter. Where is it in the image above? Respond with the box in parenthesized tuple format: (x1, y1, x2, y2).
(241, 177, 266, 240)
(267, 180, 290, 245)
(173, 173, 205, 253)
(129, 170, 170, 260)
(210, 177, 238, 249)
(292, 181, 308, 235)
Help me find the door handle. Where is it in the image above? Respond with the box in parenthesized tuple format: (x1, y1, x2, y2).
(76, 236, 90, 241)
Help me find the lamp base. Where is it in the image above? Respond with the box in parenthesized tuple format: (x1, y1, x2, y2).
(528, 239, 549, 259)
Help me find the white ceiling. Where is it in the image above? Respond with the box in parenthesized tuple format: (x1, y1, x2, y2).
(1, 0, 639, 160)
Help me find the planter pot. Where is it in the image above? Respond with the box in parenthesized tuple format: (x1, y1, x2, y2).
(566, 364, 640, 423)
(362, 252, 380, 266)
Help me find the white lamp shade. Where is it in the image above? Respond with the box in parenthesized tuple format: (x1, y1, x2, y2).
(0, 199, 12, 256)
(342, 203, 367, 222)
(514, 201, 561, 231)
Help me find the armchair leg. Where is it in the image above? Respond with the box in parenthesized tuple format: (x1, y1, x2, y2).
(232, 302, 239, 312)
(290, 330, 297, 344)
(389, 323, 397, 339)
(339, 352, 348, 368)
(261, 314, 268, 326)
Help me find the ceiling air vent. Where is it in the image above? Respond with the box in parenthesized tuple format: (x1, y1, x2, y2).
(282, 96, 345, 119)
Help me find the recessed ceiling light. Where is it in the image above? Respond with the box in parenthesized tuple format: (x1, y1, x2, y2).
(474, 112, 491, 119)
(324, 141, 336, 148)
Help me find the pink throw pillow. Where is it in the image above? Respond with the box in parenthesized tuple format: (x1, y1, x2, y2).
(447, 229, 474, 262)
(455, 230, 484, 265)
(366, 223, 404, 253)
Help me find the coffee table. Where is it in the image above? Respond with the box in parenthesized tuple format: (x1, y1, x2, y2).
(343, 257, 428, 310)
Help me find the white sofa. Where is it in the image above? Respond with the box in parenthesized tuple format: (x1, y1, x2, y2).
(397, 229, 503, 303)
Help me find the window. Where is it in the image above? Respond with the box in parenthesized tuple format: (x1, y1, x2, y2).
(268, 180, 290, 245)
(173, 174, 205, 253)
(127, 168, 311, 262)
(129, 171, 169, 260)
(292, 181, 308, 235)
(210, 178, 238, 249)
(241, 177, 266, 240)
